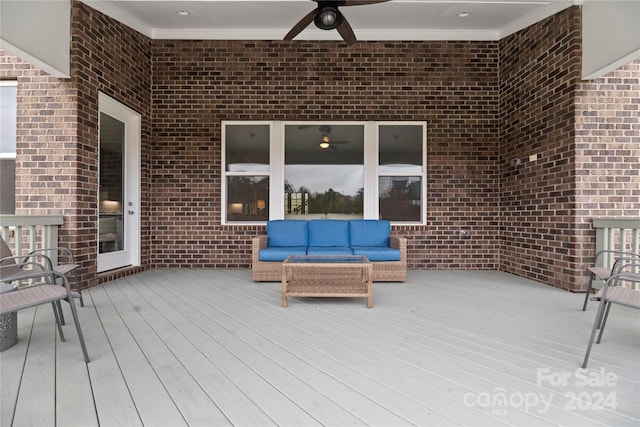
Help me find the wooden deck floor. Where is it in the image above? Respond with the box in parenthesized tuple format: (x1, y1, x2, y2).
(1, 269, 638, 426)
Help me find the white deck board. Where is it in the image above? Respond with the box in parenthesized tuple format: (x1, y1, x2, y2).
(125, 272, 317, 426)
(88, 285, 188, 427)
(12, 305, 56, 427)
(1, 269, 638, 426)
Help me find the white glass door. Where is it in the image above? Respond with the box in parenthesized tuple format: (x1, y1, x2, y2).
(97, 93, 140, 272)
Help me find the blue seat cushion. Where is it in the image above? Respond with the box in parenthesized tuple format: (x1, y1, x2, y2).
(306, 247, 354, 256)
(308, 220, 350, 247)
(351, 246, 401, 262)
(267, 220, 308, 247)
(259, 246, 308, 262)
(349, 220, 391, 247)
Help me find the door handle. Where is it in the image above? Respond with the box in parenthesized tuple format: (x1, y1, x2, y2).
(128, 210, 134, 215)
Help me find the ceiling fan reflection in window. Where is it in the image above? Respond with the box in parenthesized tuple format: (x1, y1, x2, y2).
(313, 125, 350, 150)
(284, 0, 391, 46)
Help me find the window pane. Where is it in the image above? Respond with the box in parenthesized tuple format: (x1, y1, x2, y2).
(0, 159, 15, 214)
(379, 176, 421, 222)
(0, 83, 17, 154)
(379, 124, 423, 169)
(227, 176, 269, 221)
(285, 124, 364, 218)
(225, 124, 269, 171)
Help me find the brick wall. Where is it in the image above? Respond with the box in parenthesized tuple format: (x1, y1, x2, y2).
(151, 40, 501, 269)
(499, 7, 583, 290)
(70, 1, 152, 284)
(0, 50, 84, 269)
(574, 59, 640, 286)
(1, 1, 152, 287)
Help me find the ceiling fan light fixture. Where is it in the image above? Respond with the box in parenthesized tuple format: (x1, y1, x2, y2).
(319, 141, 330, 149)
(315, 6, 343, 30)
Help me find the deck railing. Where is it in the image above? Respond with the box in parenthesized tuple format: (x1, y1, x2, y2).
(592, 217, 640, 287)
(0, 215, 64, 265)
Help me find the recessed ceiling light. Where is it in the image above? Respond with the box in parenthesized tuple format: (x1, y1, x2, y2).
(177, 10, 191, 16)
(457, 11, 471, 18)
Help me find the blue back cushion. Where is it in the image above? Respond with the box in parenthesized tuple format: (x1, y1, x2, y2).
(308, 220, 350, 247)
(349, 220, 390, 247)
(267, 220, 308, 247)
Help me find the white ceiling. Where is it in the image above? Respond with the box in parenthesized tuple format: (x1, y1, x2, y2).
(81, 0, 579, 41)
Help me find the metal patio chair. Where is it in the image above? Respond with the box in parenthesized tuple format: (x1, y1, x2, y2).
(1, 237, 84, 307)
(582, 250, 640, 311)
(0, 263, 90, 363)
(582, 260, 640, 368)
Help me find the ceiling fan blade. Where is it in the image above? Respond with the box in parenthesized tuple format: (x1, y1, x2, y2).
(339, 0, 391, 6)
(336, 17, 357, 45)
(284, 9, 317, 41)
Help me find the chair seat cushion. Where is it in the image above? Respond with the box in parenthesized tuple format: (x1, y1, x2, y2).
(306, 247, 354, 256)
(259, 246, 308, 262)
(351, 246, 401, 261)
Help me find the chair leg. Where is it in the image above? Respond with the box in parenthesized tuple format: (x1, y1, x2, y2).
(67, 297, 90, 363)
(582, 295, 610, 368)
(51, 302, 66, 342)
(56, 300, 66, 325)
(582, 275, 595, 311)
(596, 302, 612, 344)
(71, 270, 84, 307)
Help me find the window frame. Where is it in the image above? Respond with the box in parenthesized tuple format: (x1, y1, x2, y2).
(221, 120, 427, 225)
(0, 80, 18, 215)
(375, 121, 428, 225)
(221, 121, 274, 225)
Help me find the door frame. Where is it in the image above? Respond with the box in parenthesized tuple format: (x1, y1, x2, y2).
(97, 92, 141, 272)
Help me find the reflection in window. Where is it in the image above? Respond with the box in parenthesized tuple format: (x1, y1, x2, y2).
(0, 81, 17, 214)
(99, 113, 125, 253)
(224, 124, 270, 222)
(379, 176, 421, 222)
(378, 124, 424, 222)
(227, 176, 269, 221)
(285, 124, 364, 219)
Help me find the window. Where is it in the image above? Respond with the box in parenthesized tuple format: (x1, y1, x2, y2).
(377, 123, 425, 222)
(0, 81, 17, 214)
(284, 124, 364, 219)
(223, 123, 270, 222)
(222, 121, 426, 224)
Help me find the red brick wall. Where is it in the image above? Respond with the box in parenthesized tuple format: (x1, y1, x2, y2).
(0, 50, 85, 270)
(574, 59, 640, 287)
(499, 7, 583, 290)
(0, 1, 152, 287)
(151, 40, 501, 269)
(70, 1, 152, 284)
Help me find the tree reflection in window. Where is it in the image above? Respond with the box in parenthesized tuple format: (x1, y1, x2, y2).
(284, 124, 364, 219)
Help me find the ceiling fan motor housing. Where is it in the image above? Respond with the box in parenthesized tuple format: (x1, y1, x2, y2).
(315, 3, 344, 30)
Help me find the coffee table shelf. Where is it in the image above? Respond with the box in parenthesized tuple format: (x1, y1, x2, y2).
(282, 255, 373, 308)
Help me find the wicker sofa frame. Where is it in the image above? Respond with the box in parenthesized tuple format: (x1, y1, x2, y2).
(252, 234, 407, 282)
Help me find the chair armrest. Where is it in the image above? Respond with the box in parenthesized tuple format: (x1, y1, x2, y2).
(253, 235, 268, 250)
(390, 236, 407, 260)
(252, 236, 268, 263)
(28, 246, 75, 264)
(0, 260, 55, 283)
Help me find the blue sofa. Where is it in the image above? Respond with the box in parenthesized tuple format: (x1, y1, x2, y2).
(252, 219, 407, 282)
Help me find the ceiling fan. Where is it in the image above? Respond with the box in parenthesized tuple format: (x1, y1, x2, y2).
(284, 0, 391, 45)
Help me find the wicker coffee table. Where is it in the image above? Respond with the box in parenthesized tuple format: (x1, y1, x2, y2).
(282, 255, 373, 308)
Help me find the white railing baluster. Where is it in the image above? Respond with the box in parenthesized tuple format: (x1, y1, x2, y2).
(593, 217, 640, 289)
(0, 215, 65, 264)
